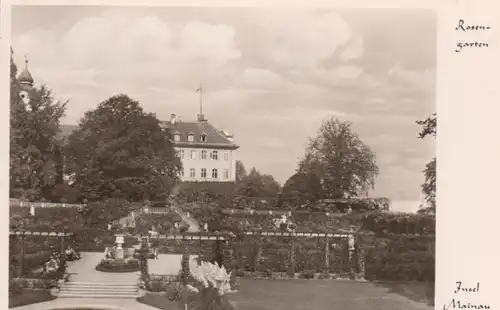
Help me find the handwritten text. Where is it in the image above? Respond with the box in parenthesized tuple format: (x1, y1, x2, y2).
(455, 20, 491, 52)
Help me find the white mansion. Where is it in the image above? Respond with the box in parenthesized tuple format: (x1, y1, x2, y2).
(161, 113, 239, 182)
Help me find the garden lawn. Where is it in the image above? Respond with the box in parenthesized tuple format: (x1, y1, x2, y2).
(138, 279, 434, 310)
(9, 289, 56, 308)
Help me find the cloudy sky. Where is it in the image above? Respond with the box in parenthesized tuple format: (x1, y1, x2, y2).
(12, 6, 436, 212)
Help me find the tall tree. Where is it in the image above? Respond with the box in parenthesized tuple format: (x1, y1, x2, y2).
(63, 94, 182, 202)
(298, 118, 379, 199)
(10, 50, 67, 200)
(235, 160, 247, 183)
(416, 113, 436, 211)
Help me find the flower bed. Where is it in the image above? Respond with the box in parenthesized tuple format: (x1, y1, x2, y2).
(239, 271, 347, 280)
(10, 277, 59, 290)
(9, 288, 56, 308)
(95, 258, 140, 273)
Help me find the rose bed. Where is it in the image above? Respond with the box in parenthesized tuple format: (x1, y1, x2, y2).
(95, 258, 140, 273)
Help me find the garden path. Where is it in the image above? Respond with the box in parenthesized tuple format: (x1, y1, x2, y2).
(66, 252, 140, 283)
(148, 253, 199, 275)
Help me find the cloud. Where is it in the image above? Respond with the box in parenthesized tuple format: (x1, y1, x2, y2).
(236, 67, 283, 90)
(340, 36, 364, 61)
(179, 21, 241, 65)
(253, 10, 355, 69)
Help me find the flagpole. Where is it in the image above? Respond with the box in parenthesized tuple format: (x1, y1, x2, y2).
(199, 84, 203, 115)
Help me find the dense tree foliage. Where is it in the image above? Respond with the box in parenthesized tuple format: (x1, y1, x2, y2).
(416, 113, 436, 212)
(236, 167, 281, 198)
(10, 50, 67, 200)
(281, 172, 323, 206)
(63, 94, 181, 202)
(298, 118, 379, 199)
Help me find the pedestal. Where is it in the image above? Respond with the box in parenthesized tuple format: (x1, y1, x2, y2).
(115, 248, 124, 259)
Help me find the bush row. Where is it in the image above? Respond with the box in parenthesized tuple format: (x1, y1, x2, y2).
(218, 210, 435, 236)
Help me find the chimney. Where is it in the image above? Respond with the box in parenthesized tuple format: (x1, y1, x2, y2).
(170, 114, 176, 125)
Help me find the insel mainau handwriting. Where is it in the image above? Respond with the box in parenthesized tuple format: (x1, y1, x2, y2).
(443, 282, 490, 310)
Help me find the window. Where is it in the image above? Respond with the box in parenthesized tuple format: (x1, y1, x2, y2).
(223, 152, 229, 161)
(189, 168, 195, 178)
(200, 133, 207, 142)
(187, 133, 194, 142)
(190, 150, 196, 160)
(201, 150, 207, 160)
(212, 168, 218, 179)
(201, 168, 207, 178)
(223, 169, 229, 179)
(178, 150, 184, 159)
(174, 132, 180, 142)
(211, 150, 218, 160)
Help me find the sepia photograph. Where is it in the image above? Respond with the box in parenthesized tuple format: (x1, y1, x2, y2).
(8, 5, 436, 310)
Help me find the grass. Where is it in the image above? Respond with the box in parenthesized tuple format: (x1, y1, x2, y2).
(138, 279, 434, 310)
(9, 289, 56, 308)
(137, 293, 178, 310)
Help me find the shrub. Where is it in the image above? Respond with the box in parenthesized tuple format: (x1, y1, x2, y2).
(144, 275, 176, 292)
(300, 270, 316, 279)
(9, 280, 23, 297)
(165, 281, 183, 301)
(95, 258, 140, 273)
(10, 278, 57, 290)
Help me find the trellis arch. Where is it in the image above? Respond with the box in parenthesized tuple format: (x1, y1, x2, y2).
(9, 230, 74, 278)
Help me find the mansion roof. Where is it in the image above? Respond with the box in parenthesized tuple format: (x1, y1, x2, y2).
(161, 120, 239, 150)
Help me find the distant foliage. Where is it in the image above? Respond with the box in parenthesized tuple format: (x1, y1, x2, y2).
(49, 183, 81, 203)
(416, 113, 436, 212)
(176, 182, 235, 207)
(235, 160, 247, 184)
(298, 118, 379, 199)
(236, 167, 281, 198)
(63, 94, 182, 202)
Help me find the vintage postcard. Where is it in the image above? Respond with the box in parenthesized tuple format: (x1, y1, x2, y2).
(2, 0, 498, 309)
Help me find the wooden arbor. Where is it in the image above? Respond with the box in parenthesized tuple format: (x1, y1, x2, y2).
(9, 230, 74, 278)
(138, 231, 365, 280)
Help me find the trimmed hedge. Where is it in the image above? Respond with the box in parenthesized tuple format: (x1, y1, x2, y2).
(363, 234, 434, 282)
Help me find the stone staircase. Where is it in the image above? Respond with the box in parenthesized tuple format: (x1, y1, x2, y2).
(58, 281, 138, 299)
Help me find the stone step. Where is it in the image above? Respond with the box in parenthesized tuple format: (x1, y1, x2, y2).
(60, 287, 137, 292)
(58, 292, 137, 299)
(64, 281, 137, 287)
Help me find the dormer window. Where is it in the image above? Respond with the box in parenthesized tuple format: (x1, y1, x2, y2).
(200, 133, 207, 142)
(187, 133, 194, 142)
(174, 132, 180, 142)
